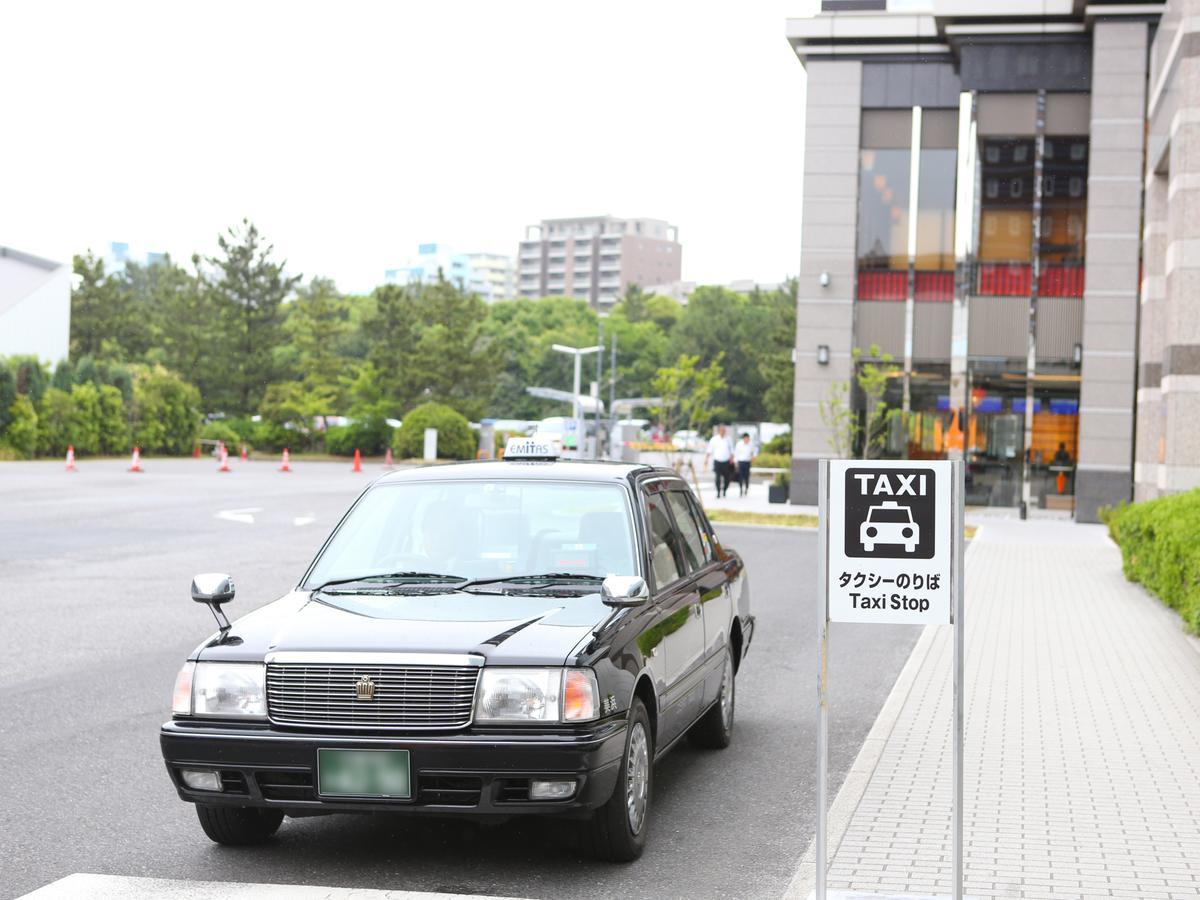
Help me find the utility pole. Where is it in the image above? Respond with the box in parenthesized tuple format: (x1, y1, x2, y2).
(594, 317, 605, 459)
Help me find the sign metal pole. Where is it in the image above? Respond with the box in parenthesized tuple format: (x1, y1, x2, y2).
(816, 460, 829, 900)
(952, 459, 965, 900)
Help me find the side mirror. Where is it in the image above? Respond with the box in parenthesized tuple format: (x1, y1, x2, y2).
(601, 575, 649, 609)
(192, 573, 235, 605)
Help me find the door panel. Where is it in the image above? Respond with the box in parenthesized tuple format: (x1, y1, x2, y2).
(643, 488, 706, 744)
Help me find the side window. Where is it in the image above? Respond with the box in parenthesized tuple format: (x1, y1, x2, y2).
(665, 491, 707, 571)
(646, 493, 685, 588)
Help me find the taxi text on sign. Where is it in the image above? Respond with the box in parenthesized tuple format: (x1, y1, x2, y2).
(825, 459, 952, 625)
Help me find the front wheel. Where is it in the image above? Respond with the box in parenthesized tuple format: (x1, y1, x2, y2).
(195, 804, 284, 846)
(587, 696, 653, 862)
(690, 647, 735, 749)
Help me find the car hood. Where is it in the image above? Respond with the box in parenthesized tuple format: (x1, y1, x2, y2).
(195, 588, 611, 667)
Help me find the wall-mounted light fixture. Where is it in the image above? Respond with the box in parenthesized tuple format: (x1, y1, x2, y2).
(817, 344, 830, 366)
(819, 271, 831, 288)
(1072, 342, 1083, 367)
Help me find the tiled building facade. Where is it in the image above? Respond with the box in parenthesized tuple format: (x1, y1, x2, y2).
(787, 0, 1198, 522)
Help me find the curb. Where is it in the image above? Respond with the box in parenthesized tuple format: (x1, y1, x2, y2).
(781, 530, 984, 900)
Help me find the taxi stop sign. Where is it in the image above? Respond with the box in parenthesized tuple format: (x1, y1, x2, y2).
(815, 458, 965, 900)
(826, 462, 953, 625)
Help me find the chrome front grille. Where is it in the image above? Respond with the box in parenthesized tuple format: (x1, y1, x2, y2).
(266, 663, 480, 730)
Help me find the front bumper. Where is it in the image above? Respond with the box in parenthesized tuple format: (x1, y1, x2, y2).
(160, 719, 626, 818)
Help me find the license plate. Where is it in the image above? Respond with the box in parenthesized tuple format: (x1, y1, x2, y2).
(317, 748, 411, 799)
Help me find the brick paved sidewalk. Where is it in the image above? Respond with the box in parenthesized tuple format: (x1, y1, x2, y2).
(788, 519, 1200, 900)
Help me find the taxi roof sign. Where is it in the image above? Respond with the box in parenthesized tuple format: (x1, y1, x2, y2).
(504, 435, 563, 460)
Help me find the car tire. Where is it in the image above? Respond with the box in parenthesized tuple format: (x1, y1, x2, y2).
(587, 696, 653, 862)
(689, 647, 735, 750)
(195, 804, 284, 846)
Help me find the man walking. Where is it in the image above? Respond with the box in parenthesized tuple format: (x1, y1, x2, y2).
(705, 424, 734, 498)
(734, 431, 754, 496)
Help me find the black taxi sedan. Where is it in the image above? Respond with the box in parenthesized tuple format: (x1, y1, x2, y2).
(161, 439, 753, 861)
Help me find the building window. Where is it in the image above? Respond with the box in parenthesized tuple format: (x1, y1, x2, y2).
(856, 109, 912, 302)
(977, 137, 1035, 296)
(1038, 137, 1088, 297)
(915, 109, 957, 302)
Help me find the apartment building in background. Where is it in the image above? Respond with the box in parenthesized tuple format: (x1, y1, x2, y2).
(384, 243, 515, 303)
(786, 0, 1198, 522)
(517, 216, 681, 307)
(104, 241, 166, 274)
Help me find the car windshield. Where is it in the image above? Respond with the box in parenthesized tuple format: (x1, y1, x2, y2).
(868, 507, 912, 524)
(304, 480, 637, 588)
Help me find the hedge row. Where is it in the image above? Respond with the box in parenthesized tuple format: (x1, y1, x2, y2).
(1102, 489, 1200, 635)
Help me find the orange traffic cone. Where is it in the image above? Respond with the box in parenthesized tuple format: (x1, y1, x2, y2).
(383, 447, 394, 469)
(352, 448, 363, 473)
(65, 445, 76, 472)
(218, 442, 231, 473)
(129, 447, 143, 473)
(240, 443, 248, 462)
(279, 448, 291, 473)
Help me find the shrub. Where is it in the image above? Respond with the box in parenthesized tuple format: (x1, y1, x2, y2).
(96, 385, 129, 453)
(392, 402, 475, 460)
(754, 451, 790, 470)
(763, 432, 791, 455)
(250, 419, 294, 454)
(4, 395, 39, 458)
(326, 416, 393, 456)
(130, 364, 202, 455)
(200, 421, 242, 450)
(1103, 490, 1200, 634)
(36, 386, 75, 456)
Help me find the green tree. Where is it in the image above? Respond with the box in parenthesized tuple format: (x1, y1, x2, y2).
(206, 220, 300, 414)
(140, 255, 220, 401)
(280, 276, 353, 429)
(96, 384, 129, 453)
(819, 344, 899, 459)
(366, 276, 493, 419)
(68, 382, 103, 454)
(5, 395, 39, 458)
(36, 387, 75, 456)
(759, 280, 797, 423)
(130, 364, 202, 454)
(69, 253, 132, 360)
(652, 352, 727, 437)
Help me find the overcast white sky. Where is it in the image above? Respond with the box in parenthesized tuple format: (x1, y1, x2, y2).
(1, 1, 817, 294)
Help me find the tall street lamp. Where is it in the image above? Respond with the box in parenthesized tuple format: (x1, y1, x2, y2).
(552, 343, 602, 423)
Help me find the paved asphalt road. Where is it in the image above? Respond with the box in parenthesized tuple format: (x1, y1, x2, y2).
(0, 458, 921, 900)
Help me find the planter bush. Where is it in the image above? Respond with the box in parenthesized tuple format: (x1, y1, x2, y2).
(762, 432, 791, 455)
(392, 402, 474, 460)
(768, 470, 789, 504)
(326, 416, 393, 456)
(1102, 489, 1200, 634)
(754, 451, 790, 470)
(200, 421, 242, 450)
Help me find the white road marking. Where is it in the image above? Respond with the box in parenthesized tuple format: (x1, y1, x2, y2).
(19, 873, 528, 900)
(293, 514, 317, 526)
(215, 507, 262, 525)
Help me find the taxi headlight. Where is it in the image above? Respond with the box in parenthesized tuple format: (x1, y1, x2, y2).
(475, 668, 598, 723)
(190, 662, 267, 719)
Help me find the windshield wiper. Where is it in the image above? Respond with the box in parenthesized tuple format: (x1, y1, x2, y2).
(458, 572, 606, 590)
(312, 572, 467, 592)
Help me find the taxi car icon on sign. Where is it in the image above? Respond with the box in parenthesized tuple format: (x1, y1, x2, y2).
(860, 500, 919, 553)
